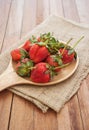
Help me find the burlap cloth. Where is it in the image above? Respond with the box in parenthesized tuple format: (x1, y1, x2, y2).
(0, 15, 89, 113)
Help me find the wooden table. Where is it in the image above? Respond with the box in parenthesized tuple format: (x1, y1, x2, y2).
(0, 0, 89, 130)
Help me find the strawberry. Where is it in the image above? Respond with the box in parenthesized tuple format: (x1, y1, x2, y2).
(16, 58, 34, 77)
(22, 40, 32, 51)
(46, 55, 63, 72)
(46, 55, 63, 67)
(21, 58, 30, 63)
(59, 36, 84, 64)
(59, 48, 75, 64)
(11, 48, 29, 61)
(37, 37, 41, 42)
(30, 62, 50, 83)
(29, 44, 50, 63)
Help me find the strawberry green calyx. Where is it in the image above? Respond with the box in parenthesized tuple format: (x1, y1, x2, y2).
(20, 48, 29, 59)
(46, 55, 63, 67)
(52, 55, 63, 66)
(46, 63, 70, 79)
(48, 66, 58, 79)
(31, 32, 65, 54)
(30, 35, 38, 43)
(16, 59, 34, 77)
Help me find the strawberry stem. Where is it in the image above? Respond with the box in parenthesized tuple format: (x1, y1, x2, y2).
(72, 36, 84, 49)
(28, 66, 36, 70)
(54, 63, 70, 69)
(61, 38, 73, 55)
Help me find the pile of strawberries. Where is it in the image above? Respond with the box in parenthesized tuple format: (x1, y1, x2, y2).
(11, 33, 83, 83)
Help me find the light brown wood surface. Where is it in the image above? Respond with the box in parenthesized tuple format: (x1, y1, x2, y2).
(0, 0, 89, 130)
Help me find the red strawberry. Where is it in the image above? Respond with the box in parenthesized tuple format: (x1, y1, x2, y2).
(30, 62, 50, 83)
(46, 55, 63, 72)
(29, 44, 50, 63)
(22, 40, 31, 51)
(59, 48, 75, 64)
(46, 55, 58, 67)
(11, 49, 21, 61)
(11, 48, 29, 61)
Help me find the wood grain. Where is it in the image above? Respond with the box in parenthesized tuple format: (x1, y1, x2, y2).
(34, 108, 58, 130)
(0, 0, 24, 130)
(75, 0, 89, 23)
(0, 0, 89, 130)
(0, 0, 13, 130)
(9, 95, 34, 130)
(9, 0, 36, 129)
(0, 0, 12, 51)
(78, 80, 89, 130)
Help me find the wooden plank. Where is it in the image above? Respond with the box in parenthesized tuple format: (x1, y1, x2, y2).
(57, 105, 71, 130)
(0, 91, 13, 130)
(68, 95, 84, 130)
(9, 0, 36, 130)
(49, 0, 64, 16)
(0, 0, 13, 130)
(34, 108, 58, 130)
(1, 0, 24, 52)
(0, 0, 12, 51)
(75, 0, 89, 130)
(62, 0, 80, 22)
(9, 95, 34, 130)
(77, 79, 89, 130)
(36, 0, 47, 25)
(34, 0, 50, 22)
(21, 0, 37, 36)
(75, 0, 89, 23)
(0, 0, 24, 130)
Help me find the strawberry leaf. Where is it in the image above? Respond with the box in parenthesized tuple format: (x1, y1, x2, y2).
(20, 49, 29, 59)
(17, 60, 34, 77)
(30, 35, 37, 43)
(74, 51, 77, 59)
(68, 49, 74, 55)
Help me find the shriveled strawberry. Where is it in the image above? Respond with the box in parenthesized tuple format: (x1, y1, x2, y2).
(30, 62, 50, 83)
(11, 48, 29, 61)
(59, 48, 75, 64)
(16, 59, 34, 77)
(46, 55, 63, 72)
(29, 44, 50, 63)
(21, 58, 30, 63)
(37, 37, 41, 42)
(22, 40, 32, 51)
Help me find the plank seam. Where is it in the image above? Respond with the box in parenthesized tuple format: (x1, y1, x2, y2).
(77, 94, 85, 130)
(61, 0, 65, 17)
(7, 94, 14, 130)
(19, 0, 25, 39)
